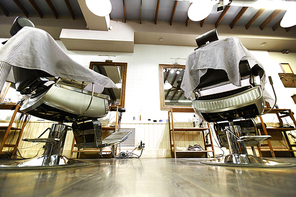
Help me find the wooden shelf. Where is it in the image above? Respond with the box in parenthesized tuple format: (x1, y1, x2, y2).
(171, 128, 210, 132)
(175, 151, 208, 158)
(263, 127, 295, 132)
(259, 108, 296, 158)
(0, 103, 29, 158)
(0, 127, 21, 131)
(168, 107, 215, 158)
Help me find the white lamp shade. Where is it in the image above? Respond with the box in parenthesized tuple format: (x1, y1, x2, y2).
(280, 8, 296, 28)
(164, 81, 172, 90)
(85, 0, 112, 17)
(188, 1, 213, 22)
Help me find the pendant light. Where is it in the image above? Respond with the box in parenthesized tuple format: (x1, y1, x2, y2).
(85, 0, 112, 17)
(280, 8, 296, 28)
(187, 0, 214, 22)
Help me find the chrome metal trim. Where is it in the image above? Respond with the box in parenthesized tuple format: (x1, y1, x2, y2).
(192, 86, 264, 114)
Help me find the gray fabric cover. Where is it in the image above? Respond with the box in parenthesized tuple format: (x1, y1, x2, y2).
(181, 37, 266, 99)
(0, 27, 117, 93)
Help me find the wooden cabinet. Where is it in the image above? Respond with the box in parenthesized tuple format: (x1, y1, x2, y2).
(0, 103, 29, 158)
(259, 108, 296, 158)
(168, 107, 215, 158)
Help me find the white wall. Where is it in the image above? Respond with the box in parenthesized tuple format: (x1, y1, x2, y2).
(268, 52, 296, 112)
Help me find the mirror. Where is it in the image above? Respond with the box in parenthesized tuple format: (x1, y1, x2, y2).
(159, 64, 192, 110)
(90, 61, 127, 109)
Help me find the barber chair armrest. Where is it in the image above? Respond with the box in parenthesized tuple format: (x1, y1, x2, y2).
(56, 78, 110, 100)
(238, 135, 271, 142)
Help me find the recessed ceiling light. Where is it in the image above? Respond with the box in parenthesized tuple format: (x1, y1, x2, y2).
(159, 38, 164, 42)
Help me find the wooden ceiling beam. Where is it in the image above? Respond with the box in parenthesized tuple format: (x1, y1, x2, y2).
(64, 0, 75, 20)
(0, 2, 9, 16)
(245, 8, 265, 29)
(200, 18, 206, 27)
(45, 0, 58, 19)
(272, 20, 280, 31)
(260, 9, 282, 30)
(164, 70, 170, 82)
(123, 0, 126, 23)
(28, 0, 43, 18)
(170, 1, 178, 26)
(165, 73, 178, 99)
(13, 0, 29, 17)
(177, 91, 183, 100)
(155, 0, 160, 24)
(285, 27, 293, 32)
(185, 16, 190, 26)
(230, 6, 248, 29)
(215, 5, 230, 28)
(140, 0, 142, 24)
(171, 89, 179, 100)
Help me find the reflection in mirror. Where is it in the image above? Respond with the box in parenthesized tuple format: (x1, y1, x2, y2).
(159, 64, 192, 110)
(90, 61, 127, 108)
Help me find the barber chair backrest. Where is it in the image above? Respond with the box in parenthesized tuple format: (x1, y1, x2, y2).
(13, 67, 53, 94)
(196, 60, 253, 91)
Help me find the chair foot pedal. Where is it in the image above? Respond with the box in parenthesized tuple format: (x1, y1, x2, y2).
(238, 135, 271, 142)
(22, 138, 60, 143)
(99, 131, 132, 147)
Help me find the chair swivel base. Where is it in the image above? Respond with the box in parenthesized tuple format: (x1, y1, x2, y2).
(0, 155, 93, 171)
(201, 154, 296, 168)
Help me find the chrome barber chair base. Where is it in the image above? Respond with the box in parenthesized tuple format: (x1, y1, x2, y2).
(0, 156, 93, 171)
(201, 155, 296, 168)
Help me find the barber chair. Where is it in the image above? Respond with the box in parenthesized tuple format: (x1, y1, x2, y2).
(0, 17, 131, 169)
(183, 29, 295, 167)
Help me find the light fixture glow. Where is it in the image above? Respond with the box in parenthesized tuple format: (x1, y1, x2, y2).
(280, 8, 296, 28)
(164, 81, 172, 90)
(187, 1, 214, 21)
(85, 0, 112, 17)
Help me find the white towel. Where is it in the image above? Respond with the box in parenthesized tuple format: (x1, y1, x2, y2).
(181, 37, 266, 99)
(0, 27, 117, 93)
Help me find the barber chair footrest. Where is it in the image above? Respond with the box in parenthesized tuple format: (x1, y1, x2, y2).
(238, 135, 271, 142)
(76, 131, 132, 149)
(100, 131, 132, 148)
(23, 138, 60, 143)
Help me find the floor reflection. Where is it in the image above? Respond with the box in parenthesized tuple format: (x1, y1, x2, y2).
(0, 158, 295, 197)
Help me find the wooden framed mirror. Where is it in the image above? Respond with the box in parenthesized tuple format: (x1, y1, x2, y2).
(159, 64, 192, 110)
(90, 61, 127, 109)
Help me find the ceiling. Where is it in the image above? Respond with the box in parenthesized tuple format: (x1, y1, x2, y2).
(0, 0, 296, 53)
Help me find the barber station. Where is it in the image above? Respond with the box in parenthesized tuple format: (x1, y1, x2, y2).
(0, 1, 296, 196)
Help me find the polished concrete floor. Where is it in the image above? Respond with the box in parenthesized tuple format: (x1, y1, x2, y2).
(0, 157, 296, 197)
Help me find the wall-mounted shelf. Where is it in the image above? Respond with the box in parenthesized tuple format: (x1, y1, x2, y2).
(278, 73, 296, 88)
(168, 107, 215, 158)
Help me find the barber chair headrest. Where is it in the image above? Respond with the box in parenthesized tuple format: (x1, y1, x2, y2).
(195, 29, 219, 49)
(10, 16, 35, 36)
